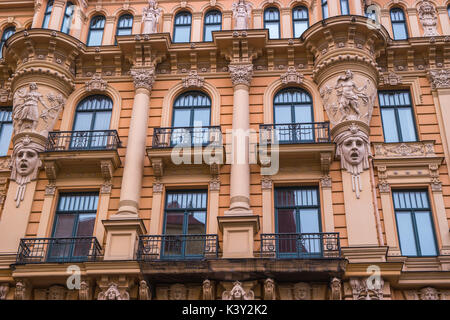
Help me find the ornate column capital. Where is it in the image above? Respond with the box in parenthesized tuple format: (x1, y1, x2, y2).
(429, 69, 450, 90)
(320, 175, 332, 189)
(261, 176, 273, 190)
(229, 63, 253, 87)
(130, 67, 156, 92)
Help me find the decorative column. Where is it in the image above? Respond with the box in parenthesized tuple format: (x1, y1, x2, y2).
(102, 67, 154, 260)
(31, 0, 43, 28)
(217, 63, 259, 258)
(102, 16, 116, 46)
(48, 0, 65, 30)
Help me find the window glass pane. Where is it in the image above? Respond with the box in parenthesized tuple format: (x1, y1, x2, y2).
(42, 1, 53, 28)
(277, 209, 297, 233)
(322, 2, 329, 19)
(340, 0, 349, 14)
(293, 21, 308, 37)
(193, 109, 210, 127)
(75, 214, 96, 237)
(414, 211, 437, 256)
(88, 30, 103, 46)
(396, 211, 418, 256)
(274, 105, 292, 124)
(393, 23, 408, 40)
(61, 3, 74, 34)
(93, 111, 111, 130)
(174, 26, 191, 42)
(266, 22, 279, 39)
(165, 212, 184, 234)
(0, 122, 12, 156)
(380, 108, 399, 142)
(187, 211, 206, 234)
(204, 25, 220, 41)
(397, 108, 417, 142)
(53, 215, 76, 237)
(294, 105, 312, 123)
(73, 113, 93, 131)
(173, 109, 191, 127)
(299, 209, 319, 233)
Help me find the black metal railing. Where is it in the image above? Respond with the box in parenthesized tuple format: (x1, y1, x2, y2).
(152, 126, 222, 148)
(16, 237, 102, 264)
(259, 122, 331, 145)
(137, 234, 219, 261)
(46, 130, 121, 151)
(260, 232, 341, 259)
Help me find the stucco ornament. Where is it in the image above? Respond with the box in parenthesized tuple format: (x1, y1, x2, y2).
(419, 287, 439, 300)
(350, 278, 384, 300)
(417, 1, 439, 36)
(429, 69, 450, 89)
(232, 0, 252, 30)
(320, 70, 376, 126)
(293, 282, 311, 300)
(130, 67, 156, 91)
(264, 278, 276, 300)
(48, 285, 66, 300)
(79, 281, 90, 300)
(142, 0, 161, 34)
(222, 281, 254, 300)
(334, 123, 371, 199)
(139, 280, 151, 300)
(229, 64, 253, 87)
(169, 283, 187, 300)
(0, 283, 9, 300)
(183, 70, 205, 88)
(11, 135, 44, 207)
(202, 279, 214, 300)
(98, 283, 130, 300)
(14, 281, 26, 300)
(330, 278, 342, 300)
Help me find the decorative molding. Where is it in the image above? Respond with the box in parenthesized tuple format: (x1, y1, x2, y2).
(100, 160, 113, 180)
(373, 141, 436, 158)
(320, 175, 332, 189)
(100, 179, 112, 194)
(350, 277, 384, 300)
(378, 180, 391, 193)
(0, 283, 9, 300)
(382, 71, 402, 86)
(182, 70, 205, 88)
(151, 158, 163, 177)
(261, 176, 272, 190)
(209, 177, 220, 191)
(417, 1, 439, 37)
(85, 73, 107, 92)
(130, 67, 156, 91)
(169, 283, 187, 300)
(429, 163, 442, 192)
(153, 180, 164, 193)
(292, 282, 311, 300)
(202, 280, 215, 300)
(229, 64, 253, 87)
(280, 67, 304, 85)
(263, 278, 276, 300)
(45, 181, 56, 196)
(404, 287, 443, 300)
(98, 283, 130, 300)
(222, 281, 254, 300)
(429, 69, 450, 89)
(320, 152, 332, 174)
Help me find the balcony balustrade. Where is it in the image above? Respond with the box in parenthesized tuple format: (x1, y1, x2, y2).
(152, 126, 222, 149)
(46, 130, 121, 152)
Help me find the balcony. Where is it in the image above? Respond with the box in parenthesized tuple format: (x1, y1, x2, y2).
(260, 232, 341, 259)
(16, 237, 102, 264)
(147, 126, 223, 177)
(258, 122, 335, 171)
(137, 234, 219, 261)
(40, 130, 121, 181)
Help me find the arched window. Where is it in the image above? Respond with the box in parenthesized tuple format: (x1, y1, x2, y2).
(340, 0, 350, 15)
(87, 15, 106, 46)
(61, 2, 74, 34)
(0, 27, 15, 59)
(71, 95, 112, 149)
(173, 11, 192, 43)
(292, 6, 309, 38)
(204, 10, 222, 42)
(390, 8, 408, 40)
(42, 0, 53, 29)
(264, 7, 280, 39)
(322, 0, 329, 19)
(0, 108, 12, 156)
(172, 91, 211, 146)
(273, 88, 314, 143)
(116, 14, 133, 36)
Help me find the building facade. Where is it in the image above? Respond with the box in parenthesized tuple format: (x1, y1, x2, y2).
(0, 0, 449, 300)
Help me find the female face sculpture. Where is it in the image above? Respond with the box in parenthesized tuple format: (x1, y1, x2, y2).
(341, 136, 365, 166)
(15, 148, 39, 177)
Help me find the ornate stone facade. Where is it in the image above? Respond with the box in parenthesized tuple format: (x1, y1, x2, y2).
(232, 0, 252, 30)
(229, 64, 253, 87)
(130, 67, 156, 91)
(142, 0, 162, 34)
(98, 283, 130, 300)
(222, 281, 254, 300)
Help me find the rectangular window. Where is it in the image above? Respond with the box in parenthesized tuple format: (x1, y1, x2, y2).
(378, 90, 417, 143)
(392, 190, 438, 257)
(49, 193, 99, 261)
(0, 108, 12, 156)
(162, 190, 207, 258)
(340, 0, 350, 15)
(322, 0, 329, 19)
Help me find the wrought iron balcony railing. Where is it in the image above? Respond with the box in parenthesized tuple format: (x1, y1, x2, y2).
(137, 234, 219, 261)
(16, 237, 102, 264)
(259, 122, 331, 145)
(260, 232, 341, 259)
(46, 130, 121, 151)
(152, 126, 222, 148)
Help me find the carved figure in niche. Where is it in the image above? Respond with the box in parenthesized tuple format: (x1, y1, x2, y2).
(169, 283, 187, 300)
(139, 280, 151, 300)
(293, 282, 311, 300)
(79, 281, 90, 300)
(142, 0, 161, 34)
(48, 285, 66, 300)
(335, 70, 369, 122)
(202, 279, 214, 300)
(264, 278, 276, 300)
(419, 287, 439, 300)
(98, 283, 129, 300)
(330, 278, 342, 300)
(11, 135, 44, 207)
(14, 281, 26, 300)
(13, 83, 45, 134)
(417, 1, 438, 36)
(334, 123, 371, 199)
(0, 283, 9, 300)
(222, 281, 254, 300)
(232, 0, 252, 30)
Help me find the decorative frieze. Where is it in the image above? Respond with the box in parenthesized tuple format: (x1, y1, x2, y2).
(405, 287, 444, 300)
(98, 283, 130, 300)
(280, 67, 303, 85)
(350, 277, 384, 300)
(85, 73, 107, 92)
(130, 67, 156, 91)
(169, 283, 187, 300)
(292, 282, 311, 300)
(429, 69, 450, 89)
(182, 70, 205, 88)
(373, 141, 435, 158)
(229, 64, 253, 87)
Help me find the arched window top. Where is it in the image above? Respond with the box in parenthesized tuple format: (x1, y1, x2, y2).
(205, 10, 222, 24)
(274, 88, 312, 104)
(175, 11, 192, 25)
(77, 95, 113, 112)
(264, 7, 280, 21)
(1, 27, 15, 41)
(174, 91, 211, 108)
(293, 6, 308, 20)
(118, 14, 133, 28)
(61, 2, 74, 34)
(45, 0, 53, 14)
(90, 15, 106, 28)
(390, 7, 406, 21)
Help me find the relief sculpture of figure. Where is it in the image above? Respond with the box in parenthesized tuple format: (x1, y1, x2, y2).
(13, 83, 48, 134)
(232, 0, 252, 30)
(142, 0, 162, 34)
(334, 70, 369, 122)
